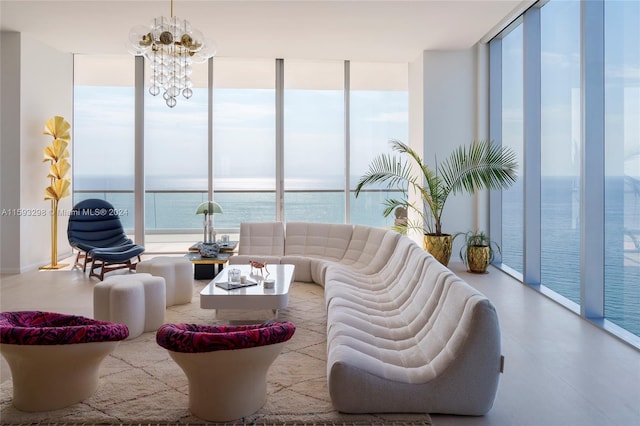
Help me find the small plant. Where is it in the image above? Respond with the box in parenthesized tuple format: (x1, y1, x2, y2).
(457, 230, 501, 273)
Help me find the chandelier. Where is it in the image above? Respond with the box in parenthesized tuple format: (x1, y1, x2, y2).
(128, 0, 216, 108)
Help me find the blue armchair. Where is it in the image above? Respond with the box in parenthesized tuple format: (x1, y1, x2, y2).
(67, 199, 145, 280)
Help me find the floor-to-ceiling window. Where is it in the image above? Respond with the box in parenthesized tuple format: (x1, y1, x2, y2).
(490, 0, 640, 344)
(212, 58, 276, 229)
(283, 60, 345, 223)
(540, 0, 581, 304)
(500, 25, 524, 275)
(144, 61, 209, 242)
(604, 0, 640, 337)
(73, 57, 409, 244)
(73, 55, 136, 230)
(349, 62, 408, 227)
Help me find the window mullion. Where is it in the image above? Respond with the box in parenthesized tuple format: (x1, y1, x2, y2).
(523, 7, 542, 286)
(489, 38, 503, 262)
(275, 58, 284, 222)
(134, 56, 145, 246)
(580, 0, 605, 319)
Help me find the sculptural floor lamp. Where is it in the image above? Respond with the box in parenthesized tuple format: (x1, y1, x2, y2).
(40, 116, 71, 270)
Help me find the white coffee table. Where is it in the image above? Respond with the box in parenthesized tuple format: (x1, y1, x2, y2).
(200, 264, 295, 313)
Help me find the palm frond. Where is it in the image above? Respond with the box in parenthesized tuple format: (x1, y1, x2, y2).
(355, 139, 518, 237)
(354, 153, 413, 196)
(439, 140, 518, 195)
(382, 198, 407, 218)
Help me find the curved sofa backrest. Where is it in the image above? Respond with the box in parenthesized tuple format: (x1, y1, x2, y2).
(395, 259, 459, 338)
(67, 199, 131, 251)
(413, 269, 501, 376)
(374, 236, 421, 283)
(340, 226, 401, 274)
(378, 240, 430, 305)
(238, 222, 285, 256)
(284, 222, 353, 260)
(328, 241, 430, 318)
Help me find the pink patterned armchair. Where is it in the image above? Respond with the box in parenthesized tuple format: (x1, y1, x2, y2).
(0, 311, 128, 411)
(156, 321, 295, 421)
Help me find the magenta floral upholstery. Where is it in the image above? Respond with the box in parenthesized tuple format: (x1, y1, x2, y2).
(0, 311, 129, 345)
(156, 321, 296, 353)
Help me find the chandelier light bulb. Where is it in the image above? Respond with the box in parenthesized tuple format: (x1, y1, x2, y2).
(128, 1, 215, 108)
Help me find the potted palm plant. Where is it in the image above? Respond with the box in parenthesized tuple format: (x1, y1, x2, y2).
(457, 230, 501, 273)
(355, 139, 517, 266)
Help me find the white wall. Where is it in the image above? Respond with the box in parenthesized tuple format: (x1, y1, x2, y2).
(421, 47, 483, 259)
(1, 32, 22, 273)
(475, 43, 490, 235)
(0, 31, 73, 273)
(407, 51, 425, 246)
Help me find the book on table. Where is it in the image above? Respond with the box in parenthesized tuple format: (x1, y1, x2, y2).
(189, 241, 238, 252)
(215, 280, 258, 291)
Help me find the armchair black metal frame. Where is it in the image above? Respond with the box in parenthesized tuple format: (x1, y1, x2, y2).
(67, 199, 145, 280)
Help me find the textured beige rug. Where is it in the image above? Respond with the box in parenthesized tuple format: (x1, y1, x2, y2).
(0, 281, 432, 425)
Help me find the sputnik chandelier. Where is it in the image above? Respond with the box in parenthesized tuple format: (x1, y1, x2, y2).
(128, 0, 216, 108)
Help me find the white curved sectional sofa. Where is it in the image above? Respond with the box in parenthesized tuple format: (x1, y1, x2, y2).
(229, 221, 503, 416)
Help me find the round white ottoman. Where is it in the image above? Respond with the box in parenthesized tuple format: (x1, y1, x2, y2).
(94, 273, 166, 339)
(137, 257, 193, 306)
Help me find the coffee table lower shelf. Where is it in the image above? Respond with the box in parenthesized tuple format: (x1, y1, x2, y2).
(184, 252, 231, 280)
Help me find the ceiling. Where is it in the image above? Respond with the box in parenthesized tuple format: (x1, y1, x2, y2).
(1, 0, 533, 63)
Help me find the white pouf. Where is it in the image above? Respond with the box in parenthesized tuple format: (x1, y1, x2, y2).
(137, 257, 193, 306)
(94, 273, 166, 339)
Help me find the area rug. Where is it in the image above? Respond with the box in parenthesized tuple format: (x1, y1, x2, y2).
(0, 281, 432, 425)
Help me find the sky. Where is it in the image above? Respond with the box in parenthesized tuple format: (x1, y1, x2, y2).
(501, 0, 639, 178)
(72, 0, 638, 192)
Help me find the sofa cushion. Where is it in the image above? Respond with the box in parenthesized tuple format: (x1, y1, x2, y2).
(238, 222, 285, 256)
(324, 241, 428, 311)
(280, 222, 353, 284)
(279, 255, 312, 282)
(339, 226, 400, 274)
(324, 237, 419, 297)
(284, 222, 353, 260)
(229, 255, 282, 266)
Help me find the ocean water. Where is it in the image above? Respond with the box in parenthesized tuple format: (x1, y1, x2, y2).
(74, 176, 639, 337)
(502, 176, 640, 337)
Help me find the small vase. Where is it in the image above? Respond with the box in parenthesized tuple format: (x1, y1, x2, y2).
(199, 242, 220, 258)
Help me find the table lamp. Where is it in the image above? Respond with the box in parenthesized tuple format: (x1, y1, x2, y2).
(195, 201, 223, 244)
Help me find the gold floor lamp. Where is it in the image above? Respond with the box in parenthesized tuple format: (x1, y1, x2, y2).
(40, 116, 71, 270)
